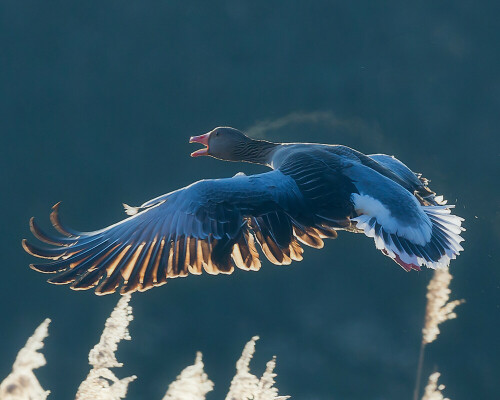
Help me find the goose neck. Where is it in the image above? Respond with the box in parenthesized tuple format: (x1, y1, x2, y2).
(237, 139, 279, 166)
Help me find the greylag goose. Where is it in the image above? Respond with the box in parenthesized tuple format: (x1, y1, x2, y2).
(23, 127, 465, 295)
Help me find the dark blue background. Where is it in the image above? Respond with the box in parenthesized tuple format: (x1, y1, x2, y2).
(1, 1, 498, 399)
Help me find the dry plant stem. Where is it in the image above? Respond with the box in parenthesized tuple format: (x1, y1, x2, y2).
(0, 319, 51, 400)
(413, 268, 464, 400)
(226, 336, 260, 399)
(226, 336, 289, 400)
(75, 294, 137, 400)
(421, 372, 450, 400)
(1, 299, 289, 399)
(162, 352, 214, 400)
(412, 340, 426, 400)
(422, 269, 464, 345)
(254, 357, 288, 400)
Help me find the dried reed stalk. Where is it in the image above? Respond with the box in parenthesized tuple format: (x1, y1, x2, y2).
(162, 352, 213, 400)
(0, 319, 51, 400)
(75, 294, 136, 400)
(413, 268, 464, 400)
(422, 269, 465, 345)
(1, 298, 288, 400)
(226, 336, 289, 400)
(421, 372, 449, 400)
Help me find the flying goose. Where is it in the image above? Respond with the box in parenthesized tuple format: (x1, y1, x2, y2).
(23, 127, 465, 295)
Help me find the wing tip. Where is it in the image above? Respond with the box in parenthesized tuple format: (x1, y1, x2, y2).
(22, 238, 30, 253)
(29, 216, 73, 246)
(29, 263, 59, 274)
(22, 239, 46, 258)
(50, 202, 79, 237)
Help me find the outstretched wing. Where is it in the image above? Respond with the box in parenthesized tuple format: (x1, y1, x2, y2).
(23, 171, 330, 295)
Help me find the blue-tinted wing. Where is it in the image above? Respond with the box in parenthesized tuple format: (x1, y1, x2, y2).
(23, 171, 314, 295)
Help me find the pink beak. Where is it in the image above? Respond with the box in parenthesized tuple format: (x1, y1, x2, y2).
(189, 132, 211, 157)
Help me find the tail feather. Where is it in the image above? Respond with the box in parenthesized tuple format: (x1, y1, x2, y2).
(353, 204, 465, 271)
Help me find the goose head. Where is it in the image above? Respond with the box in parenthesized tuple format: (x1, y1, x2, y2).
(189, 127, 251, 161)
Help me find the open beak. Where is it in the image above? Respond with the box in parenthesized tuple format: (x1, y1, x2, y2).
(189, 132, 211, 157)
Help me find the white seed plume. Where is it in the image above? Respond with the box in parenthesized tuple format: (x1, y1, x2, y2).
(1, 298, 291, 400)
(162, 352, 213, 400)
(226, 336, 289, 400)
(422, 268, 465, 344)
(75, 294, 137, 400)
(253, 357, 288, 400)
(421, 372, 450, 400)
(0, 319, 51, 400)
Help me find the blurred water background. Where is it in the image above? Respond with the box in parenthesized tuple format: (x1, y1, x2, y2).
(0, 1, 498, 399)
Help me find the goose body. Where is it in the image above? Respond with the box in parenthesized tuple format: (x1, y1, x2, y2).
(23, 127, 464, 295)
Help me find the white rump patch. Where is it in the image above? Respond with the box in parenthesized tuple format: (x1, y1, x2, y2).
(351, 193, 431, 245)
